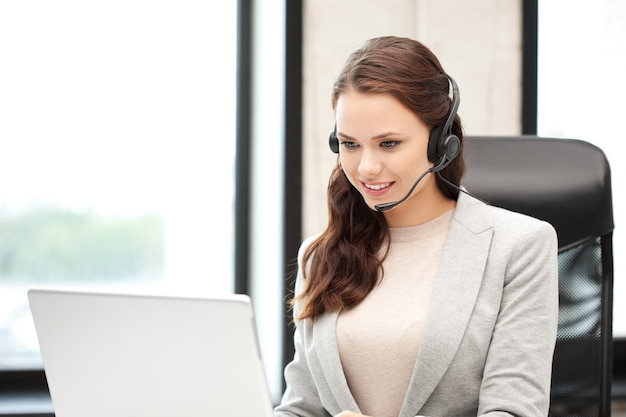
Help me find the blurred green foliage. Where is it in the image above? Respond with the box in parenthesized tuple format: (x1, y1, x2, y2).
(0, 208, 164, 282)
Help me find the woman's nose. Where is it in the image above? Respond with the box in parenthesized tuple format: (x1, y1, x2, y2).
(358, 148, 383, 177)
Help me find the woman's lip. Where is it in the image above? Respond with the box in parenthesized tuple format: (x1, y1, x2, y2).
(361, 181, 393, 196)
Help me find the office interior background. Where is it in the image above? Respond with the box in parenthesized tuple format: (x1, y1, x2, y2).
(0, 0, 624, 414)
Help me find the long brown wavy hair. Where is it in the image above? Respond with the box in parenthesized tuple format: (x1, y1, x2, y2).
(293, 36, 465, 321)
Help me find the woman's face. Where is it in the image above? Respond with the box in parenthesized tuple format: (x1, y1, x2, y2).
(335, 89, 448, 227)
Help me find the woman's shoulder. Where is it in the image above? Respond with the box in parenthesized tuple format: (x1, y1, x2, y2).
(298, 232, 322, 257)
(458, 192, 557, 238)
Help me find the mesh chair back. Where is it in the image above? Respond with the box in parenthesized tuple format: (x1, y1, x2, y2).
(463, 136, 614, 417)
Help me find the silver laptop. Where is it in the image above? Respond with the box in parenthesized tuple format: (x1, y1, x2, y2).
(27, 287, 274, 417)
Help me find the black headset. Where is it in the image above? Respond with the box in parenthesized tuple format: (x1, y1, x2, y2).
(328, 75, 461, 173)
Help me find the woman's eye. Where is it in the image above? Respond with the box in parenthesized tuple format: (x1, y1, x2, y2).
(340, 141, 358, 150)
(381, 141, 399, 149)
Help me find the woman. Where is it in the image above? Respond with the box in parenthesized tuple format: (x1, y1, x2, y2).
(274, 36, 558, 417)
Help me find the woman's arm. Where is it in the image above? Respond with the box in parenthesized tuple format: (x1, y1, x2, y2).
(478, 220, 559, 416)
(274, 237, 331, 417)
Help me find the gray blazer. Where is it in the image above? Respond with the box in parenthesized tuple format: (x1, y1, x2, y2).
(274, 192, 559, 417)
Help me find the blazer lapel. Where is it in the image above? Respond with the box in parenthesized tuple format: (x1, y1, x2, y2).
(314, 310, 361, 414)
(399, 194, 494, 417)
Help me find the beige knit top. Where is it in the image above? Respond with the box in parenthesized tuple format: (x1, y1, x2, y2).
(336, 209, 454, 417)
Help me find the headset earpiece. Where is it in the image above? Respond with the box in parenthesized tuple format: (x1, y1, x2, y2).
(427, 126, 444, 163)
(429, 133, 461, 173)
(329, 128, 339, 154)
(443, 134, 460, 160)
(427, 75, 461, 168)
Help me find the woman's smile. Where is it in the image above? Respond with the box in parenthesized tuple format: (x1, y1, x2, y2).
(362, 181, 394, 196)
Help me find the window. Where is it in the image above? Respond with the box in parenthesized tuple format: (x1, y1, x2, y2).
(0, 0, 237, 370)
(537, 0, 625, 335)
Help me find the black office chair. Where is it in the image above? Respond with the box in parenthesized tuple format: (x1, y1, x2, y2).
(462, 136, 614, 417)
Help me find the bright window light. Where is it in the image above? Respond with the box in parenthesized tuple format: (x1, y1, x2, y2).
(0, 0, 237, 369)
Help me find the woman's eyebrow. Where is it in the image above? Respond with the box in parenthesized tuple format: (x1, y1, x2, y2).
(337, 131, 404, 140)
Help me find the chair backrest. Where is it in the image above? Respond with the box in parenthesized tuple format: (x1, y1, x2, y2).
(462, 136, 614, 417)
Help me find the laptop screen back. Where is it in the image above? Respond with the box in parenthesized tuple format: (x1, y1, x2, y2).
(28, 288, 274, 417)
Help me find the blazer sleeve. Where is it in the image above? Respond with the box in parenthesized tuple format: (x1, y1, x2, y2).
(478, 219, 559, 417)
(274, 236, 332, 417)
